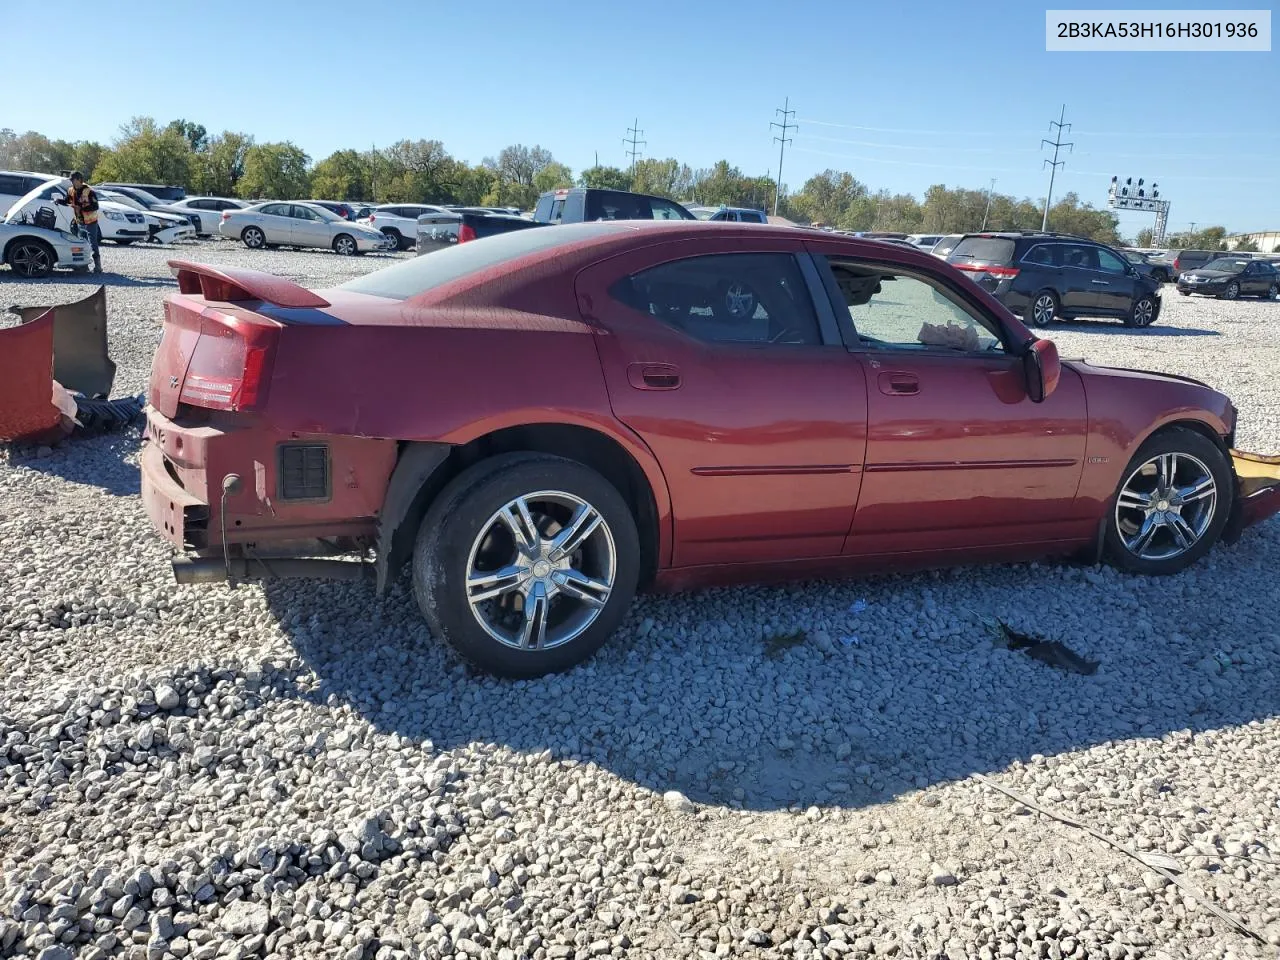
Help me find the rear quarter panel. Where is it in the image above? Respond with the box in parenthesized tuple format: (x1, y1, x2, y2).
(1071, 361, 1234, 513)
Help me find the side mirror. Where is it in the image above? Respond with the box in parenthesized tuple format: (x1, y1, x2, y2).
(1023, 338, 1061, 403)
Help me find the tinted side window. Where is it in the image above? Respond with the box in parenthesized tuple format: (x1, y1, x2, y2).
(650, 198, 690, 221)
(1022, 244, 1058, 266)
(743, 211, 766, 223)
(0, 174, 27, 195)
(608, 253, 822, 346)
(1096, 249, 1127, 274)
(533, 194, 554, 221)
(1061, 244, 1099, 270)
(562, 191, 584, 222)
(260, 204, 288, 216)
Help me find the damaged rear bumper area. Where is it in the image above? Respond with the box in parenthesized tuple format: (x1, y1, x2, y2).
(1223, 449, 1280, 543)
(0, 287, 143, 444)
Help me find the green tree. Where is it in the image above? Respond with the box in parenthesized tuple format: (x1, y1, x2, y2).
(310, 149, 371, 200)
(93, 117, 194, 186)
(1043, 192, 1119, 243)
(578, 165, 632, 190)
(532, 161, 574, 194)
(166, 119, 208, 153)
(630, 158, 695, 199)
(482, 144, 558, 209)
(789, 169, 869, 227)
(237, 142, 310, 200)
(193, 132, 253, 196)
(1135, 228, 1155, 247)
(379, 139, 455, 202)
(447, 161, 497, 206)
(1234, 237, 1259, 252)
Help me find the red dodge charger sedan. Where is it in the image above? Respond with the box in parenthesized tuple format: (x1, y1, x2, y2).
(141, 222, 1280, 676)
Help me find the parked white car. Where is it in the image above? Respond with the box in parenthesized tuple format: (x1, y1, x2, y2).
(10, 180, 194, 245)
(906, 233, 944, 251)
(0, 218, 90, 277)
(360, 204, 451, 250)
(95, 189, 197, 243)
(163, 196, 249, 236)
(219, 201, 394, 254)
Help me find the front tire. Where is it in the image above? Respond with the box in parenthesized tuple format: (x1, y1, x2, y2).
(1124, 294, 1158, 328)
(7, 240, 55, 278)
(1104, 428, 1232, 576)
(242, 226, 266, 250)
(382, 228, 405, 251)
(412, 453, 641, 678)
(1024, 289, 1058, 328)
(333, 234, 357, 256)
(1221, 281, 1240, 301)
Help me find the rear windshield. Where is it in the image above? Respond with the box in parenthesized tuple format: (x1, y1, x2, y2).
(948, 237, 1016, 263)
(337, 222, 630, 301)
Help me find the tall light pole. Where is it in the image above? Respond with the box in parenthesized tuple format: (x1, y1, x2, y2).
(981, 178, 997, 230)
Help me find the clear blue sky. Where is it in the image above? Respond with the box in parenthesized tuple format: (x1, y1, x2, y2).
(7, 0, 1277, 235)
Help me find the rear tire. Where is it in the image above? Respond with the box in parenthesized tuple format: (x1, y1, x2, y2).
(1024, 289, 1058, 328)
(333, 234, 357, 256)
(1103, 428, 1232, 576)
(6, 240, 55, 278)
(1265, 283, 1278, 300)
(412, 453, 640, 678)
(242, 226, 266, 250)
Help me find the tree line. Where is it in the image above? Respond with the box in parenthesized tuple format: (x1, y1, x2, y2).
(1, 116, 1207, 245)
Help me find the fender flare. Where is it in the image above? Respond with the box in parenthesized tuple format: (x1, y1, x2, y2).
(374, 441, 452, 595)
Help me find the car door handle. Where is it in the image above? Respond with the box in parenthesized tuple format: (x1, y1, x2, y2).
(878, 372, 919, 396)
(628, 362, 681, 390)
(1090, 279, 1110, 285)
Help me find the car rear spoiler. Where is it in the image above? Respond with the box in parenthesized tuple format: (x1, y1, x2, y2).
(168, 260, 332, 308)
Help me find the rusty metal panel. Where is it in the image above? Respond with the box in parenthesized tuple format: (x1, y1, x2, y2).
(0, 310, 74, 442)
(10, 285, 115, 398)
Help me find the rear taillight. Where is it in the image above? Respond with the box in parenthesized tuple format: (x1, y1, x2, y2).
(368, 214, 375, 223)
(1173, 257, 1181, 271)
(221, 211, 231, 220)
(953, 263, 1020, 280)
(179, 317, 278, 412)
(458, 223, 477, 243)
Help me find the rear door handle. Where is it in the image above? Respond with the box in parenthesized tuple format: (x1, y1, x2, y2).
(628, 362, 681, 390)
(878, 372, 919, 396)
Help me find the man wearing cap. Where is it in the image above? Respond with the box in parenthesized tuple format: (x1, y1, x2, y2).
(59, 172, 103, 273)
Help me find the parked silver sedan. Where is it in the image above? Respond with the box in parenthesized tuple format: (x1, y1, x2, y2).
(218, 201, 394, 255)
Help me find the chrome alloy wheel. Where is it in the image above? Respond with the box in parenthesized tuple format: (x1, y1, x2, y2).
(464, 491, 617, 651)
(1132, 297, 1155, 326)
(1032, 293, 1055, 326)
(1115, 451, 1217, 561)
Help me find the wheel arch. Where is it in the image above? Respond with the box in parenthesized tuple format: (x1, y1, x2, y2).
(375, 421, 670, 596)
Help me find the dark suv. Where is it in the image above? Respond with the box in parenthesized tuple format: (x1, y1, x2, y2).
(945, 232, 1162, 328)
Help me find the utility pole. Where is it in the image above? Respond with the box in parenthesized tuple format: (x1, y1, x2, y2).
(1189, 221, 1197, 234)
(981, 178, 997, 230)
(770, 97, 796, 216)
(1040, 105, 1073, 231)
(623, 119, 646, 178)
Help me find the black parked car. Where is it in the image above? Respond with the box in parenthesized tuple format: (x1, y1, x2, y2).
(1122, 250, 1173, 284)
(945, 232, 1162, 328)
(1176, 256, 1279, 300)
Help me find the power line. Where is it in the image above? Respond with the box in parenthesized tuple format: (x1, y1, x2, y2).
(770, 97, 796, 216)
(623, 119, 646, 175)
(1041, 105, 1073, 231)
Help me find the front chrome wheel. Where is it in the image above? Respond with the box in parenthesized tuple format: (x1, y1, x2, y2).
(1131, 297, 1155, 326)
(465, 491, 617, 651)
(1115, 452, 1217, 561)
(1223, 281, 1239, 300)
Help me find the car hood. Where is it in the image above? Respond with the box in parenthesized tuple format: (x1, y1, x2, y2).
(150, 211, 190, 226)
(1182, 269, 1238, 280)
(1063, 359, 1215, 392)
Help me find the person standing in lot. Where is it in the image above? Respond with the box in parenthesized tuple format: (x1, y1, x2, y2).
(59, 172, 103, 273)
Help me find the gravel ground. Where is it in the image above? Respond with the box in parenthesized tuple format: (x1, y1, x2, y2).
(3, 241, 1280, 960)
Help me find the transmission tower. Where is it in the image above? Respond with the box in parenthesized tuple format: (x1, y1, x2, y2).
(770, 97, 797, 217)
(623, 119, 646, 175)
(1040, 105, 1073, 231)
